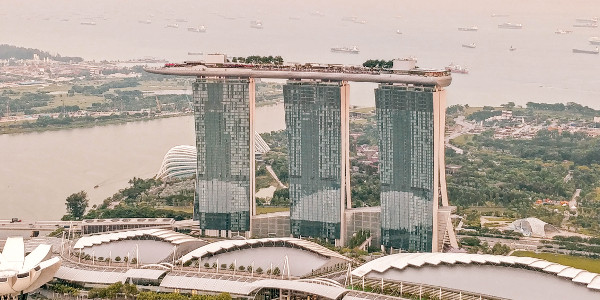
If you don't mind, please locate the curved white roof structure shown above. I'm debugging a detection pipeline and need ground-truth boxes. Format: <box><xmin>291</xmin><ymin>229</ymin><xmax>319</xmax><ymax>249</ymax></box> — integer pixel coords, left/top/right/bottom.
<box><xmin>0</xmin><ymin>237</ymin><xmax>61</xmax><ymax>297</ymax></box>
<box><xmin>179</xmin><ymin>237</ymin><xmax>349</xmax><ymax>263</ymax></box>
<box><xmin>352</xmin><ymin>253</ymin><xmax>600</xmax><ymax>300</ymax></box>
<box><xmin>508</xmin><ymin>217</ymin><xmax>560</xmax><ymax>237</ymax></box>
<box><xmin>178</xmin><ymin>237</ymin><xmax>351</xmax><ymax>277</ymax></box>
<box><xmin>157</xmin><ymin>133</ymin><xmax>270</xmax><ymax>179</ymax></box>
<box><xmin>74</xmin><ymin>228</ymin><xmax>203</xmax><ymax>250</ymax></box>
<box><xmin>157</xmin><ymin>145</ymin><xmax>196</xmax><ymax>179</ymax></box>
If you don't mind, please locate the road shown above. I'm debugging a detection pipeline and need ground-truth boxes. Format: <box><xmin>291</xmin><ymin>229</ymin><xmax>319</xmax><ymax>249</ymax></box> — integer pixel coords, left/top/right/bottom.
<box><xmin>445</xmin><ymin>116</ymin><xmax>476</xmax><ymax>155</ymax></box>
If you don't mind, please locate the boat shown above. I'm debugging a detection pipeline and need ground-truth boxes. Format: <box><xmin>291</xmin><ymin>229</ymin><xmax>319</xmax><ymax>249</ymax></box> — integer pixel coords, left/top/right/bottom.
<box><xmin>462</xmin><ymin>43</ymin><xmax>476</xmax><ymax>48</ymax></box>
<box><xmin>138</xmin><ymin>19</ymin><xmax>152</xmax><ymax>24</ymax></box>
<box><xmin>188</xmin><ymin>52</ymin><xmax>203</xmax><ymax>55</ymax></box>
<box><xmin>187</xmin><ymin>25</ymin><xmax>206</xmax><ymax>33</ymax></box>
<box><xmin>331</xmin><ymin>46</ymin><xmax>360</xmax><ymax>54</ymax></box>
<box><xmin>396</xmin><ymin>29</ymin><xmax>402</xmax><ymax>34</ymax></box>
<box><xmin>250</xmin><ymin>20</ymin><xmax>263</xmax><ymax>29</ymax></box>
<box><xmin>175</xmin><ymin>18</ymin><xmax>187</xmax><ymax>23</ymax></box>
<box><xmin>80</xmin><ymin>21</ymin><xmax>96</xmax><ymax>25</ymax></box>
<box><xmin>445</xmin><ymin>63</ymin><xmax>469</xmax><ymax>74</ymax></box>
<box><xmin>589</xmin><ymin>37</ymin><xmax>600</xmax><ymax>45</ymax></box>
<box><xmin>572</xmin><ymin>47</ymin><xmax>599</xmax><ymax>54</ymax></box>
<box><xmin>458</xmin><ymin>26</ymin><xmax>478</xmax><ymax>31</ymax></box>
<box><xmin>573</xmin><ymin>22</ymin><xmax>598</xmax><ymax>28</ymax></box>
<box><xmin>94</xmin><ymin>185</ymin><xmax>99</xmax><ymax>189</ymax></box>
<box><xmin>342</xmin><ymin>16</ymin><xmax>358</xmax><ymax>22</ymax></box>
<box><xmin>509</xmin><ymin>46</ymin><xmax>517</xmax><ymax>51</ymax></box>
<box><xmin>498</xmin><ymin>22</ymin><xmax>522</xmax><ymax>29</ymax></box>
<box><xmin>491</xmin><ymin>14</ymin><xmax>509</xmax><ymax>18</ymax></box>
<box><xmin>576</xmin><ymin>17</ymin><xmax>598</xmax><ymax>23</ymax></box>
<box><xmin>554</xmin><ymin>29</ymin><xmax>572</xmax><ymax>34</ymax></box>
<box><xmin>166</xmin><ymin>23</ymin><xmax>179</xmax><ymax>28</ymax></box>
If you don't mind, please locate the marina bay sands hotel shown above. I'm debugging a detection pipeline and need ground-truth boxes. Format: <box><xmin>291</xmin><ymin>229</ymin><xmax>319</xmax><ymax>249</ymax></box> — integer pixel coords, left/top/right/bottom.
<box><xmin>147</xmin><ymin>55</ymin><xmax>458</xmax><ymax>253</ymax></box>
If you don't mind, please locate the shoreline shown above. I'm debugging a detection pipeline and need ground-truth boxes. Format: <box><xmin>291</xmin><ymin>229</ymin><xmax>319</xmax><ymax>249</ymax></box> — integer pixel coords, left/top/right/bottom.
<box><xmin>0</xmin><ymin>112</ymin><xmax>193</xmax><ymax>136</ymax></box>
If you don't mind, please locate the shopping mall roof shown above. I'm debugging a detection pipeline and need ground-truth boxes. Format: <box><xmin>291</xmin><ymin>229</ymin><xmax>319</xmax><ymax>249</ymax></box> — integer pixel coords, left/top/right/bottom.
<box><xmin>352</xmin><ymin>252</ymin><xmax>600</xmax><ymax>300</ymax></box>
<box><xmin>159</xmin><ymin>273</ymin><xmax>349</xmax><ymax>299</ymax></box>
<box><xmin>178</xmin><ymin>237</ymin><xmax>350</xmax><ymax>264</ymax></box>
<box><xmin>74</xmin><ymin>228</ymin><xmax>203</xmax><ymax>249</ymax></box>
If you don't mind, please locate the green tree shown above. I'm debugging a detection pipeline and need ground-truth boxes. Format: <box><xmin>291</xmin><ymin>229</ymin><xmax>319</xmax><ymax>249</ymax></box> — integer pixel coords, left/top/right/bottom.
<box><xmin>64</xmin><ymin>191</ymin><xmax>89</xmax><ymax>220</ymax></box>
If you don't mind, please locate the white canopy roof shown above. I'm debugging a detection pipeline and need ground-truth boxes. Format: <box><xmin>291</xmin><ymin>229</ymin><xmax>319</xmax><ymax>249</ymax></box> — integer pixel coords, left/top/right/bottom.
<box><xmin>178</xmin><ymin>237</ymin><xmax>349</xmax><ymax>264</ymax></box>
<box><xmin>352</xmin><ymin>252</ymin><xmax>600</xmax><ymax>293</ymax></box>
<box><xmin>74</xmin><ymin>229</ymin><xmax>204</xmax><ymax>249</ymax></box>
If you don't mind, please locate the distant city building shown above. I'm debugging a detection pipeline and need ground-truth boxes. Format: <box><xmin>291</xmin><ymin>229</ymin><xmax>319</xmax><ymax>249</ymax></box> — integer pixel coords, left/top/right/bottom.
<box><xmin>375</xmin><ymin>84</ymin><xmax>457</xmax><ymax>252</ymax></box>
<box><xmin>283</xmin><ymin>80</ymin><xmax>351</xmax><ymax>245</ymax></box>
<box><xmin>193</xmin><ymin>78</ymin><xmax>255</xmax><ymax>236</ymax></box>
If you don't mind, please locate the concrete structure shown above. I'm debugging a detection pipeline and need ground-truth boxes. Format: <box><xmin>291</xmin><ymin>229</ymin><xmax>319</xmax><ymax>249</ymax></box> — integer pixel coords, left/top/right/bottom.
<box><xmin>352</xmin><ymin>252</ymin><xmax>600</xmax><ymax>300</ymax></box>
<box><xmin>345</xmin><ymin>207</ymin><xmax>381</xmax><ymax>248</ymax></box>
<box><xmin>0</xmin><ymin>237</ymin><xmax>61</xmax><ymax>298</ymax></box>
<box><xmin>375</xmin><ymin>84</ymin><xmax>457</xmax><ymax>252</ymax></box>
<box><xmin>193</xmin><ymin>78</ymin><xmax>256</xmax><ymax>236</ymax></box>
<box><xmin>81</xmin><ymin>218</ymin><xmax>175</xmax><ymax>235</ymax></box>
<box><xmin>284</xmin><ymin>81</ymin><xmax>351</xmax><ymax>245</ymax></box>
<box><xmin>251</xmin><ymin>211</ymin><xmax>291</xmax><ymax>238</ymax></box>
<box><xmin>146</xmin><ymin>60</ymin><xmax>454</xmax><ymax>249</ymax></box>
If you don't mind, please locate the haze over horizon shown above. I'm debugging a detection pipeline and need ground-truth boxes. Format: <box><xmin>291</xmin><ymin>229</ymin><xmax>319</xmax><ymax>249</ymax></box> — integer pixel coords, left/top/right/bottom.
<box><xmin>1</xmin><ymin>0</ymin><xmax>600</xmax><ymax>108</ymax></box>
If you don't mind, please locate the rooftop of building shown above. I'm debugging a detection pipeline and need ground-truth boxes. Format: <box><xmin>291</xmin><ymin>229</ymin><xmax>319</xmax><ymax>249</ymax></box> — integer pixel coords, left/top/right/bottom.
<box><xmin>145</xmin><ymin>59</ymin><xmax>452</xmax><ymax>87</ymax></box>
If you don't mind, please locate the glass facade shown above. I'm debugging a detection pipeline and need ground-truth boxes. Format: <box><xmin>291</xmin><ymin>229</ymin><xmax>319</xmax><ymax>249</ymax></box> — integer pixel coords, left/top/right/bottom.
<box><xmin>283</xmin><ymin>81</ymin><xmax>345</xmax><ymax>241</ymax></box>
<box><xmin>193</xmin><ymin>78</ymin><xmax>252</xmax><ymax>232</ymax></box>
<box><xmin>376</xmin><ymin>84</ymin><xmax>436</xmax><ymax>252</ymax></box>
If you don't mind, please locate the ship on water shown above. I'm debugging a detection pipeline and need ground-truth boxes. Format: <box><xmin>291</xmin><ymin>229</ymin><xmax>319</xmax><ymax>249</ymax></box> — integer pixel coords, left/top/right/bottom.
<box><xmin>589</xmin><ymin>37</ymin><xmax>600</xmax><ymax>45</ymax></box>
<box><xmin>138</xmin><ymin>19</ymin><xmax>152</xmax><ymax>24</ymax></box>
<box><xmin>462</xmin><ymin>43</ymin><xmax>476</xmax><ymax>49</ymax></box>
<box><xmin>555</xmin><ymin>29</ymin><xmax>572</xmax><ymax>34</ymax></box>
<box><xmin>187</xmin><ymin>25</ymin><xmax>206</xmax><ymax>33</ymax></box>
<box><xmin>250</xmin><ymin>20</ymin><xmax>263</xmax><ymax>29</ymax></box>
<box><xmin>573</xmin><ymin>22</ymin><xmax>598</xmax><ymax>28</ymax></box>
<box><xmin>166</xmin><ymin>23</ymin><xmax>179</xmax><ymax>28</ymax></box>
<box><xmin>458</xmin><ymin>26</ymin><xmax>478</xmax><ymax>31</ymax></box>
<box><xmin>576</xmin><ymin>17</ymin><xmax>598</xmax><ymax>23</ymax></box>
<box><xmin>498</xmin><ymin>22</ymin><xmax>523</xmax><ymax>29</ymax></box>
<box><xmin>188</xmin><ymin>52</ymin><xmax>203</xmax><ymax>56</ymax></box>
<box><xmin>331</xmin><ymin>46</ymin><xmax>360</xmax><ymax>54</ymax></box>
<box><xmin>446</xmin><ymin>63</ymin><xmax>469</xmax><ymax>74</ymax></box>
<box><xmin>572</xmin><ymin>47</ymin><xmax>599</xmax><ymax>54</ymax></box>
<box><xmin>509</xmin><ymin>46</ymin><xmax>517</xmax><ymax>51</ymax></box>
<box><xmin>80</xmin><ymin>21</ymin><xmax>96</xmax><ymax>26</ymax></box>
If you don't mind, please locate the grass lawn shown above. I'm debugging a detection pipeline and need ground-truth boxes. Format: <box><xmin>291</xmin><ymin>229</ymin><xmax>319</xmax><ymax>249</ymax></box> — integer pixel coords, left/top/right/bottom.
<box><xmin>512</xmin><ymin>251</ymin><xmax>600</xmax><ymax>273</ymax></box>
<box><xmin>450</xmin><ymin>134</ymin><xmax>473</xmax><ymax>147</ymax></box>
<box><xmin>256</xmin><ymin>206</ymin><xmax>289</xmax><ymax>215</ymax></box>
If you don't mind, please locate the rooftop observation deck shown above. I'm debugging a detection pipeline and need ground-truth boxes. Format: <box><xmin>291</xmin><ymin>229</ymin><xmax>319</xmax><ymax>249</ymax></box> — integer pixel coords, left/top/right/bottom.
<box><xmin>145</xmin><ymin>62</ymin><xmax>452</xmax><ymax>88</ymax></box>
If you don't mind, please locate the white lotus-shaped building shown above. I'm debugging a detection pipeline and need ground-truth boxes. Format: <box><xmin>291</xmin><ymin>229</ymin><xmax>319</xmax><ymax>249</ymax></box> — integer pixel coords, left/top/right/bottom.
<box><xmin>0</xmin><ymin>237</ymin><xmax>61</xmax><ymax>297</ymax></box>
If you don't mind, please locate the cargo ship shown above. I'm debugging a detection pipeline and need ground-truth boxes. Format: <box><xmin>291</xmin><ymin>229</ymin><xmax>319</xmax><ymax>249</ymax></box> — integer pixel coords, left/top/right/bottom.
<box><xmin>589</xmin><ymin>37</ymin><xmax>600</xmax><ymax>45</ymax></box>
<box><xmin>445</xmin><ymin>63</ymin><xmax>469</xmax><ymax>74</ymax></box>
<box><xmin>187</xmin><ymin>25</ymin><xmax>206</xmax><ymax>33</ymax></box>
<box><xmin>331</xmin><ymin>46</ymin><xmax>360</xmax><ymax>54</ymax></box>
<box><xmin>462</xmin><ymin>43</ymin><xmax>476</xmax><ymax>48</ymax></box>
<box><xmin>458</xmin><ymin>26</ymin><xmax>478</xmax><ymax>31</ymax></box>
<box><xmin>498</xmin><ymin>22</ymin><xmax>522</xmax><ymax>29</ymax></box>
<box><xmin>572</xmin><ymin>47</ymin><xmax>599</xmax><ymax>54</ymax></box>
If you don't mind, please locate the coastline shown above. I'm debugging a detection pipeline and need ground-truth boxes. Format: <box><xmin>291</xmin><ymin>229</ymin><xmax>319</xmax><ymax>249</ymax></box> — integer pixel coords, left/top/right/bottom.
<box><xmin>0</xmin><ymin>112</ymin><xmax>193</xmax><ymax>135</ymax></box>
